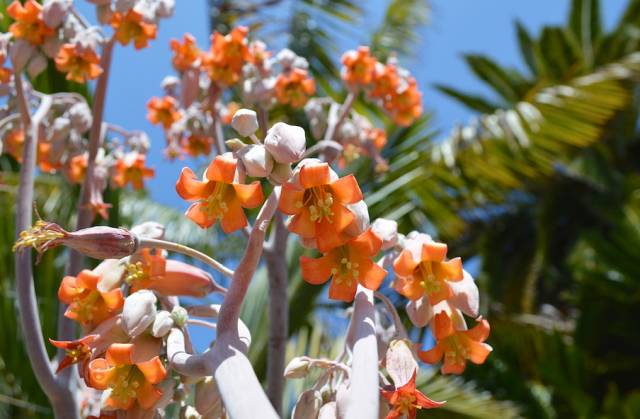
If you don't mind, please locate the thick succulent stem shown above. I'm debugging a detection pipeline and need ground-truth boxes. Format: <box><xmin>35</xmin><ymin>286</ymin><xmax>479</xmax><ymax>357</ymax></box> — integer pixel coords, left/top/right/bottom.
<box><xmin>264</xmin><ymin>213</ymin><xmax>289</xmax><ymax>413</ymax></box>
<box><xmin>14</xmin><ymin>89</ymin><xmax>79</xmax><ymax>418</ymax></box>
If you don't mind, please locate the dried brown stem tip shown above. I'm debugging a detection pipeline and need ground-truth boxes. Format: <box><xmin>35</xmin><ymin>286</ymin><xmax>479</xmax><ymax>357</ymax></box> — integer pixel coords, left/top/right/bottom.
<box><xmin>13</xmin><ymin>221</ymin><xmax>137</xmax><ymax>261</ymax></box>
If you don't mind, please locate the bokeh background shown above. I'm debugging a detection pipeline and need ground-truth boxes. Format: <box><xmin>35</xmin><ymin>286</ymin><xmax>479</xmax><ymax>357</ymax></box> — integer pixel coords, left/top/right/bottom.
<box><xmin>1</xmin><ymin>0</ymin><xmax>640</xmax><ymax>417</ymax></box>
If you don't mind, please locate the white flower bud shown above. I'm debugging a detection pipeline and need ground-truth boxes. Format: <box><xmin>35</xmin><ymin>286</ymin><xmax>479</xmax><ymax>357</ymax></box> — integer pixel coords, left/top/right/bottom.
<box><xmin>284</xmin><ymin>357</ymin><xmax>311</xmax><ymax>379</ymax></box>
<box><xmin>372</xmin><ymin>218</ymin><xmax>398</xmax><ymax>250</ymax></box>
<box><xmin>238</xmin><ymin>144</ymin><xmax>273</xmax><ymax>178</ymax></box>
<box><xmin>264</xmin><ymin>122</ymin><xmax>306</xmax><ymax>164</ymax></box>
<box><xmin>152</xmin><ymin>310</ymin><xmax>174</xmax><ymax>337</ymax></box>
<box><xmin>156</xmin><ymin>0</ymin><xmax>175</xmax><ymax>18</ymax></box>
<box><xmin>231</xmin><ymin>108</ymin><xmax>259</xmax><ymax>137</ymax></box>
<box><xmin>276</xmin><ymin>48</ymin><xmax>296</xmax><ymax>69</ymax></box>
<box><xmin>161</xmin><ymin>75</ymin><xmax>179</xmax><ymax>93</ymax></box>
<box><xmin>171</xmin><ymin>306</ymin><xmax>188</xmax><ymax>327</ymax></box>
<box><xmin>406</xmin><ymin>295</ymin><xmax>433</xmax><ymax>328</ymax></box>
<box><xmin>10</xmin><ymin>40</ymin><xmax>35</xmax><ymax>73</ymax></box>
<box><xmin>343</xmin><ymin>200</ymin><xmax>370</xmax><ymax>237</ymax></box>
<box><xmin>27</xmin><ymin>53</ymin><xmax>48</xmax><ymax>78</ymax></box>
<box><xmin>268</xmin><ymin>161</ymin><xmax>292</xmax><ymax>185</ymax></box>
<box><xmin>318</xmin><ymin>402</ymin><xmax>337</xmax><ymax>419</ymax></box>
<box><xmin>67</xmin><ymin>102</ymin><xmax>93</xmax><ymax>134</ymax></box>
<box><xmin>122</xmin><ymin>290</ymin><xmax>157</xmax><ymax>337</ymax></box>
<box><xmin>292</xmin><ymin>390</ymin><xmax>322</xmax><ymax>419</ymax></box>
<box><xmin>42</xmin><ymin>0</ymin><xmax>71</xmax><ymax>28</ymax></box>
<box><xmin>385</xmin><ymin>339</ymin><xmax>418</xmax><ymax>388</ymax></box>
<box><xmin>49</xmin><ymin>117</ymin><xmax>71</xmax><ymax>142</ymax></box>
<box><xmin>41</xmin><ymin>36</ymin><xmax>63</xmax><ymax>58</ymax></box>
<box><xmin>131</xmin><ymin>221</ymin><xmax>165</xmax><ymax>240</ymax></box>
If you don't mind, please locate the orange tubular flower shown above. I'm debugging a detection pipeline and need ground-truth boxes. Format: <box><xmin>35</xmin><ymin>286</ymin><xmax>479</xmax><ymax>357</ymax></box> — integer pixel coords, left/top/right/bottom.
<box><xmin>49</xmin><ymin>335</ymin><xmax>97</xmax><ymax>373</ymax></box>
<box><xmin>341</xmin><ymin>46</ymin><xmax>377</xmax><ymax>86</ymax></box>
<box><xmin>146</xmin><ymin>96</ymin><xmax>181</xmax><ymax>130</ymax></box>
<box><xmin>381</xmin><ymin>371</ymin><xmax>445</xmax><ymax>419</ymax></box>
<box><xmin>58</xmin><ymin>270</ymin><xmax>124</xmax><ymax>327</ymax></box>
<box><xmin>55</xmin><ymin>44</ymin><xmax>103</xmax><ymax>84</ymax></box>
<box><xmin>275</xmin><ymin>68</ymin><xmax>316</xmax><ymax>108</ymax></box>
<box><xmin>67</xmin><ymin>154</ymin><xmax>88</xmax><ymax>184</ymax></box>
<box><xmin>300</xmin><ymin>229</ymin><xmax>387</xmax><ymax>302</ymax></box>
<box><xmin>87</xmin><ymin>343</ymin><xmax>167</xmax><ymax>410</ymax></box>
<box><xmin>418</xmin><ymin>312</ymin><xmax>492</xmax><ymax>374</ymax></box>
<box><xmin>112</xmin><ymin>153</ymin><xmax>155</xmax><ymax>190</ymax></box>
<box><xmin>385</xmin><ymin>78</ymin><xmax>422</xmax><ymax>126</ymax></box>
<box><xmin>201</xmin><ymin>26</ymin><xmax>251</xmax><ymax>86</ymax></box>
<box><xmin>6</xmin><ymin>0</ymin><xmax>55</xmax><ymax>46</ymax></box>
<box><xmin>170</xmin><ymin>33</ymin><xmax>202</xmax><ymax>71</ymax></box>
<box><xmin>370</xmin><ymin>63</ymin><xmax>400</xmax><ymax>99</ymax></box>
<box><xmin>126</xmin><ymin>249</ymin><xmax>214</xmax><ymax>297</ymax></box>
<box><xmin>393</xmin><ymin>241</ymin><xmax>463</xmax><ymax>305</ymax></box>
<box><xmin>176</xmin><ymin>154</ymin><xmax>264</xmax><ymax>232</ymax></box>
<box><xmin>111</xmin><ymin>10</ymin><xmax>157</xmax><ymax>50</ymax></box>
<box><xmin>279</xmin><ymin>163</ymin><xmax>363</xmax><ymax>252</ymax></box>
<box><xmin>182</xmin><ymin>134</ymin><xmax>212</xmax><ymax>157</ymax></box>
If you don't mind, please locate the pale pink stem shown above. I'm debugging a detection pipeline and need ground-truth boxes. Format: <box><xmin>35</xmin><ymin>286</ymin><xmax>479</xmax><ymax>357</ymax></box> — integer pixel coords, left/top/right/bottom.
<box><xmin>345</xmin><ymin>286</ymin><xmax>379</xmax><ymax>419</ymax></box>
<box><xmin>322</xmin><ymin>91</ymin><xmax>356</xmax><ymax>142</ymax></box>
<box><xmin>14</xmin><ymin>90</ymin><xmax>79</xmax><ymax>418</ymax></box>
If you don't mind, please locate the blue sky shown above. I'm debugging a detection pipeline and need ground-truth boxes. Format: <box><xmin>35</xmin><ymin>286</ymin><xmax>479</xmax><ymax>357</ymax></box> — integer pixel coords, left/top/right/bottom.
<box><xmin>76</xmin><ymin>0</ymin><xmax>629</xmax><ymax>209</ymax></box>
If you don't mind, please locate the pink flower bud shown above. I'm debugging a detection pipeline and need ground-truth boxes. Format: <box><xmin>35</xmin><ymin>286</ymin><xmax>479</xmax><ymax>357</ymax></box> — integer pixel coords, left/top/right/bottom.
<box><xmin>372</xmin><ymin>218</ymin><xmax>398</xmax><ymax>250</ymax></box>
<box><xmin>284</xmin><ymin>357</ymin><xmax>311</xmax><ymax>379</ymax></box>
<box><xmin>406</xmin><ymin>295</ymin><xmax>433</xmax><ymax>328</ymax></box>
<box><xmin>264</xmin><ymin>122</ymin><xmax>306</xmax><ymax>164</ymax></box>
<box><xmin>10</xmin><ymin>39</ymin><xmax>36</xmax><ymax>72</ymax></box>
<box><xmin>122</xmin><ymin>290</ymin><xmax>157</xmax><ymax>337</ymax></box>
<box><xmin>27</xmin><ymin>53</ymin><xmax>48</xmax><ymax>78</ymax></box>
<box><xmin>13</xmin><ymin>221</ymin><xmax>138</xmax><ymax>261</ymax></box>
<box><xmin>42</xmin><ymin>0</ymin><xmax>71</xmax><ymax>28</ymax></box>
<box><xmin>238</xmin><ymin>144</ymin><xmax>273</xmax><ymax>178</ymax></box>
<box><xmin>231</xmin><ymin>108</ymin><xmax>259</xmax><ymax>137</ymax></box>
<box><xmin>385</xmin><ymin>339</ymin><xmax>418</xmax><ymax>387</ymax></box>
<box><xmin>150</xmin><ymin>260</ymin><xmax>220</xmax><ymax>297</ymax></box>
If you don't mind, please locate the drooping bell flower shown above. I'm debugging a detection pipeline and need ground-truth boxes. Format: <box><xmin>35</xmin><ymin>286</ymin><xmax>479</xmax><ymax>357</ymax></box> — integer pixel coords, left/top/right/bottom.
<box><xmin>67</xmin><ymin>153</ymin><xmax>88</xmax><ymax>184</ymax></box>
<box><xmin>125</xmin><ymin>249</ymin><xmax>218</xmax><ymax>297</ymax></box>
<box><xmin>300</xmin><ymin>229</ymin><xmax>387</xmax><ymax>301</ymax></box>
<box><xmin>381</xmin><ymin>370</ymin><xmax>444</xmax><ymax>419</ymax></box>
<box><xmin>146</xmin><ymin>96</ymin><xmax>181</xmax><ymax>130</ymax></box>
<box><xmin>176</xmin><ymin>153</ymin><xmax>264</xmax><ymax>232</ymax></box>
<box><xmin>55</xmin><ymin>44</ymin><xmax>103</xmax><ymax>83</ymax></box>
<box><xmin>112</xmin><ymin>152</ymin><xmax>155</xmax><ymax>190</ymax></box>
<box><xmin>49</xmin><ymin>335</ymin><xmax>97</xmax><ymax>373</ymax></box>
<box><xmin>6</xmin><ymin>0</ymin><xmax>55</xmax><ymax>46</ymax></box>
<box><xmin>170</xmin><ymin>33</ymin><xmax>202</xmax><ymax>71</ymax></box>
<box><xmin>182</xmin><ymin>134</ymin><xmax>212</xmax><ymax>157</ymax></box>
<box><xmin>275</xmin><ymin>68</ymin><xmax>316</xmax><ymax>108</ymax></box>
<box><xmin>393</xmin><ymin>241</ymin><xmax>463</xmax><ymax>306</ymax></box>
<box><xmin>58</xmin><ymin>270</ymin><xmax>124</xmax><ymax>328</ymax></box>
<box><xmin>279</xmin><ymin>162</ymin><xmax>363</xmax><ymax>252</ymax></box>
<box><xmin>384</xmin><ymin>78</ymin><xmax>422</xmax><ymax>126</ymax></box>
<box><xmin>110</xmin><ymin>9</ymin><xmax>157</xmax><ymax>50</ymax></box>
<box><xmin>341</xmin><ymin>46</ymin><xmax>376</xmax><ymax>87</ymax></box>
<box><xmin>201</xmin><ymin>26</ymin><xmax>251</xmax><ymax>86</ymax></box>
<box><xmin>370</xmin><ymin>62</ymin><xmax>400</xmax><ymax>99</ymax></box>
<box><xmin>87</xmin><ymin>342</ymin><xmax>167</xmax><ymax>410</ymax></box>
<box><xmin>417</xmin><ymin>312</ymin><xmax>492</xmax><ymax>374</ymax></box>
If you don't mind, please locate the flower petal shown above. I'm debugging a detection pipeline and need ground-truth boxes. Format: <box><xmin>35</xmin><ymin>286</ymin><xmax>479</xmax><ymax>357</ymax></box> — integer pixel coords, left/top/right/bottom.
<box><xmin>435</xmin><ymin>257</ymin><xmax>463</xmax><ymax>282</ymax></box>
<box><xmin>421</xmin><ymin>242</ymin><xmax>448</xmax><ymax>262</ymax></box>
<box><xmin>348</xmin><ymin>228</ymin><xmax>382</xmax><ymax>257</ymax></box>
<box><xmin>106</xmin><ymin>343</ymin><xmax>134</xmax><ymax>365</ymax></box>
<box><xmin>394</xmin><ymin>277</ymin><xmax>424</xmax><ymax>301</ymax></box>
<box><xmin>220</xmin><ymin>197</ymin><xmax>248</xmax><ymax>233</ymax></box>
<box><xmin>448</xmin><ymin>270</ymin><xmax>479</xmax><ymax>318</ymax></box>
<box><xmin>328</xmin><ymin>277</ymin><xmax>358</xmax><ymax>302</ymax></box>
<box><xmin>206</xmin><ymin>154</ymin><xmax>237</xmax><ymax>183</ymax></box>
<box><xmin>299</xmin><ymin>163</ymin><xmax>330</xmax><ymax>188</ymax></box>
<box><xmin>232</xmin><ymin>182</ymin><xmax>264</xmax><ymax>208</ymax></box>
<box><xmin>300</xmin><ymin>254</ymin><xmax>334</xmax><ymax>285</ymax></box>
<box><xmin>176</xmin><ymin>167</ymin><xmax>210</xmax><ymax>200</ymax></box>
<box><xmin>137</xmin><ymin>380</ymin><xmax>163</xmax><ymax>410</ymax></box>
<box><xmin>279</xmin><ymin>183</ymin><xmax>304</xmax><ymax>215</ymax></box>
<box><xmin>417</xmin><ymin>344</ymin><xmax>443</xmax><ymax>364</ymax></box>
<box><xmin>330</xmin><ymin>174</ymin><xmax>362</xmax><ymax>204</ymax></box>
<box><xmin>136</xmin><ymin>356</ymin><xmax>167</xmax><ymax>385</ymax></box>
<box><xmin>464</xmin><ymin>318</ymin><xmax>490</xmax><ymax>342</ymax></box>
<box><xmin>358</xmin><ymin>260</ymin><xmax>387</xmax><ymax>291</ymax></box>
<box><xmin>185</xmin><ymin>202</ymin><xmax>217</xmax><ymax>229</ymax></box>
<box><xmin>415</xmin><ymin>390</ymin><xmax>446</xmax><ymax>409</ymax></box>
<box><xmin>466</xmin><ymin>341</ymin><xmax>493</xmax><ymax>365</ymax></box>
<box><xmin>432</xmin><ymin>312</ymin><xmax>455</xmax><ymax>340</ymax></box>
<box><xmin>100</xmin><ymin>288</ymin><xmax>124</xmax><ymax>311</ymax></box>
<box><xmin>393</xmin><ymin>250</ymin><xmax>418</xmax><ymax>277</ymax></box>
<box><xmin>87</xmin><ymin>358</ymin><xmax>115</xmax><ymax>390</ymax></box>
<box><xmin>287</xmin><ymin>211</ymin><xmax>316</xmax><ymax>238</ymax></box>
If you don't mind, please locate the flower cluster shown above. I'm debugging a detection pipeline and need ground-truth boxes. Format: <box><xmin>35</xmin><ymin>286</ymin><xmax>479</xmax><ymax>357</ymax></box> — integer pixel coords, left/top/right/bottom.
<box><xmin>146</xmin><ymin>28</ymin><xmax>317</xmax><ymax>160</ymax></box>
<box><xmin>46</xmin><ymin>223</ymin><xmax>222</xmax><ymax>416</ymax></box>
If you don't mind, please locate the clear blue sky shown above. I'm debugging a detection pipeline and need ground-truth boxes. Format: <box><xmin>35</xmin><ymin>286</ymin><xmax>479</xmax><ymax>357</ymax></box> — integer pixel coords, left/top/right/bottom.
<box><xmin>77</xmin><ymin>0</ymin><xmax>629</xmax><ymax>209</ymax></box>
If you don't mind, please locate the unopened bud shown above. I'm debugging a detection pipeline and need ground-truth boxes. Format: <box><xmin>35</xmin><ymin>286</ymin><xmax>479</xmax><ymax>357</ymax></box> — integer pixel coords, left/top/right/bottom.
<box><xmin>371</xmin><ymin>218</ymin><xmax>398</xmax><ymax>250</ymax></box>
<box><xmin>238</xmin><ymin>144</ymin><xmax>273</xmax><ymax>178</ymax></box>
<box><xmin>225</xmin><ymin>138</ymin><xmax>247</xmax><ymax>152</ymax></box>
<box><xmin>292</xmin><ymin>389</ymin><xmax>322</xmax><ymax>419</ymax></box>
<box><xmin>171</xmin><ymin>306</ymin><xmax>188</xmax><ymax>327</ymax></box>
<box><xmin>264</xmin><ymin>122</ymin><xmax>306</xmax><ymax>164</ymax></box>
<box><xmin>10</xmin><ymin>39</ymin><xmax>35</xmax><ymax>72</ymax></box>
<box><xmin>152</xmin><ymin>310</ymin><xmax>175</xmax><ymax>337</ymax></box>
<box><xmin>42</xmin><ymin>0</ymin><xmax>71</xmax><ymax>28</ymax></box>
<box><xmin>122</xmin><ymin>290</ymin><xmax>157</xmax><ymax>337</ymax></box>
<box><xmin>67</xmin><ymin>102</ymin><xmax>93</xmax><ymax>134</ymax></box>
<box><xmin>385</xmin><ymin>339</ymin><xmax>418</xmax><ymax>388</ymax></box>
<box><xmin>231</xmin><ymin>108</ymin><xmax>259</xmax><ymax>137</ymax></box>
<box><xmin>284</xmin><ymin>357</ymin><xmax>311</xmax><ymax>379</ymax></box>
<box><xmin>156</xmin><ymin>0</ymin><xmax>175</xmax><ymax>18</ymax></box>
<box><xmin>13</xmin><ymin>221</ymin><xmax>137</xmax><ymax>260</ymax></box>
<box><xmin>195</xmin><ymin>377</ymin><xmax>222</xmax><ymax>416</ymax></box>
<box><xmin>27</xmin><ymin>53</ymin><xmax>48</xmax><ymax>78</ymax></box>
<box><xmin>131</xmin><ymin>221</ymin><xmax>165</xmax><ymax>240</ymax></box>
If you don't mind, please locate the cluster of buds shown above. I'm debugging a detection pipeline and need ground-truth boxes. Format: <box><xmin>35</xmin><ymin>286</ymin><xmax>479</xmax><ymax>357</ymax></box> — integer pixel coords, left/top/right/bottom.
<box><xmin>341</xmin><ymin>46</ymin><xmax>423</xmax><ymax>126</ymax></box>
<box><xmin>147</xmin><ymin>27</ymin><xmax>317</xmax><ymax>160</ymax></box>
